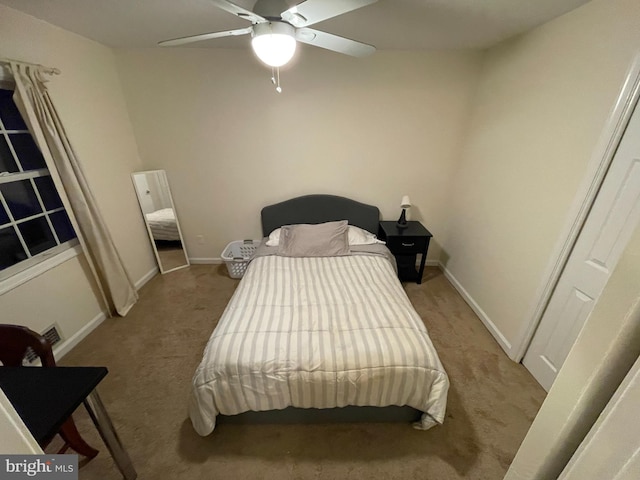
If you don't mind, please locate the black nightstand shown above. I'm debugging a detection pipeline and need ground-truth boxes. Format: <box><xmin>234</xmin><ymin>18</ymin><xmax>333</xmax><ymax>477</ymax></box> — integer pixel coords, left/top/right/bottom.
<box><xmin>378</xmin><ymin>221</ymin><xmax>432</xmax><ymax>284</ymax></box>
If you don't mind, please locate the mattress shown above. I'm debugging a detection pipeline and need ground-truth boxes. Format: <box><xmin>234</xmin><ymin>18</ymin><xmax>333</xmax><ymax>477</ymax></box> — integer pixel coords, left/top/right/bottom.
<box><xmin>145</xmin><ymin>208</ymin><xmax>180</xmax><ymax>241</ymax></box>
<box><xmin>189</xmin><ymin>250</ymin><xmax>449</xmax><ymax>435</ymax></box>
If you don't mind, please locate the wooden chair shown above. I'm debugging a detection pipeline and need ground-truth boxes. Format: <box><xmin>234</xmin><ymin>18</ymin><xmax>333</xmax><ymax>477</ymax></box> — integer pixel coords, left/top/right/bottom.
<box><xmin>0</xmin><ymin>324</ymin><xmax>99</xmax><ymax>459</ymax></box>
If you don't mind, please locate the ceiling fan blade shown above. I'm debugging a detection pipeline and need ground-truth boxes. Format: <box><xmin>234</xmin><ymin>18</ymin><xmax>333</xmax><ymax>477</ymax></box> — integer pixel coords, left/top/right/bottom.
<box><xmin>282</xmin><ymin>0</ymin><xmax>377</xmax><ymax>27</ymax></box>
<box><xmin>158</xmin><ymin>27</ymin><xmax>252</xmax><ymax>47</ymax></box>
<box><xmin>295</xmin><ymin>28</ymin><xmax>375</xmax><ymax>57</ymax></box>
<box><xmin>209</xmin><ymin>0</ymin><xmax>266</xmax><ymax>24</ymax></box>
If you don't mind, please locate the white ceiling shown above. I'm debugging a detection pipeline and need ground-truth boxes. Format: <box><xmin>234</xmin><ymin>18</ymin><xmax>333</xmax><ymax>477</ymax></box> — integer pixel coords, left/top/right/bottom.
<box><xmin>0</xmin><ymin>0</ymin><xmax>591</xmax><ymax>50</ymax></box>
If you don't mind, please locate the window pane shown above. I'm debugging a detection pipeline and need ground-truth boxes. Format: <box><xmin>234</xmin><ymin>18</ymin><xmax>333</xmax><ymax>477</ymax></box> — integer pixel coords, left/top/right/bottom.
<box><xmin>0</xmin><ymin>205</ymin><xmax>8</xmax><ymax>226</ymax></box>
<box><xmin>0</xmin><ymin>179</ymin><xmax>43</xmax><ymax>220</ymax></box>
<box><xmin>0</xmin><ymin>89</ymin><xmax>27</xmax><ymax>130</ymax></box>
<box><xmin>9</xmin><ymin>133</ymin><xmax>46</xmax><ymax>170</ymax></box>
<box><xmin>17</xmin><ymin>217</ymin><xmax>56</xmax><ymax>256</ymax></box>
<box><xmin>0</xmin><ymin>225</ymin><xmax>28</xmax><ymax>270</ymax></box>
<box><xmin>0</xmin><ymin>135</ymin><xmax>19</xmax><ymax>173</ymax></box>
<box><xmin>34</xmin><ymin>176</ymin><xmax>63</xmax><ymax>210</ymax></box>
<box><xmin>49</xmin><ymin>210</ymin><xmax>76</xmax><ymax>243</ymax></box>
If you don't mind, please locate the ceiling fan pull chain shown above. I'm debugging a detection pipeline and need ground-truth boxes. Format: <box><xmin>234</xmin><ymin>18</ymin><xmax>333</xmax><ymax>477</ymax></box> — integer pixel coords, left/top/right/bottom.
<box><xmin>276</xmin><ymin>67</ymin><xmax>282</xmax><ymax>93</ymax></box>
<box><xmin>269</xmin><ymin>66</ymin><xmax>282</xmax><ymax>93</ymax></box>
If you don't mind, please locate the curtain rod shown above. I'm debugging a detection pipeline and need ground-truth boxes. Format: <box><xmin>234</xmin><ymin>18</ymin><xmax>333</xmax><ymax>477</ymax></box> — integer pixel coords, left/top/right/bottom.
<box><xmin>0</xmin><ymin>57</ymin><xmax>61</xmax><ymax>75</ymax></box>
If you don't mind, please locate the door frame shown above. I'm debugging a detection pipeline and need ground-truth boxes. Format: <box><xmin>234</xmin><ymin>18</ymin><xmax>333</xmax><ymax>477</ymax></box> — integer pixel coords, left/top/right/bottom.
<box><xmin>510</xmin><ymin>54</ymin><xmax>640</xmax><ymax>362</ymax></box>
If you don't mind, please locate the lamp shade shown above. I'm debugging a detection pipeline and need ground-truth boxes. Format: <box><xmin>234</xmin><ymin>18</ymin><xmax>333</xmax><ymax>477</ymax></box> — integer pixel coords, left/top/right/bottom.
<box><xmin>251</xmin><ymin>22</ymin><xmax>297</xmax><ymax>67</ymax></box>
<box><xmin>400</xmin><ymin>195</ymin><xmax>412</xmax><ymax>209</ymax></box>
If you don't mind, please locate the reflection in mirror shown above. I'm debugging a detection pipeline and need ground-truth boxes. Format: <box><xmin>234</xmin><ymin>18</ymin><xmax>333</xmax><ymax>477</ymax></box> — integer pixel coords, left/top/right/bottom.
<box><xmin>131</xmin><ymin>170</ymin><xmax>189</xmax><ymax>274</ymax></box>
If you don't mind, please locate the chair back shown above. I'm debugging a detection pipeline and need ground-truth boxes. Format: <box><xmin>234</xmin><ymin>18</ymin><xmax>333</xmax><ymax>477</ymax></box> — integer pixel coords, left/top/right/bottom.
<box><xmin>0</xmin><ymin>324</ymin><xmax>56</xmax><ymax>367</ymax></box>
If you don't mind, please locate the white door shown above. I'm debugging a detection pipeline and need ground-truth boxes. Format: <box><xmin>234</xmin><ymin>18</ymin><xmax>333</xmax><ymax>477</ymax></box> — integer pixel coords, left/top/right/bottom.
<box><xmin>523</xmin><ymin>100</ymin><xmax>640</xmax><ymax>391</ymax></box>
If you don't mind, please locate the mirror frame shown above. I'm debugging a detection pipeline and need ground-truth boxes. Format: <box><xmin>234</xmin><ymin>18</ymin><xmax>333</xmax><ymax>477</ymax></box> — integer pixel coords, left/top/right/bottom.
<box><xmin>131</xmin><ymin>169</ymin><xmax>190</xmax><ymax>274</ymax></box>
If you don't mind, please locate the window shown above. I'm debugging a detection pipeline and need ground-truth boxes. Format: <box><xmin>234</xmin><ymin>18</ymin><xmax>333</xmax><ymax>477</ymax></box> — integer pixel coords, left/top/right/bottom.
<box><xmin>0</xmin><ymin>88</ymin><xmax>77</xmax><ymax>281</ymax></box>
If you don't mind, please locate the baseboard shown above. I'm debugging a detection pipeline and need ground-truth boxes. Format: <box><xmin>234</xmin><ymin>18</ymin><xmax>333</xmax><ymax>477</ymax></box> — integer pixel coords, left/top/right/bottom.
<box><xmin>54</xmin><ymin>311</ymin><xmax>107</xmax><ymax>361</ymax></box>
<box><xmin>439</xmin><ymin>263</ymin><xmax>513</xmax><ymax>355</ymax></box>
<box><xmin>135</xmin><ymin>266</ymin><xmax>159</xmax><ymax>290</ymax></box>
<box><xmin>189</xmin><ymin>257</ymin><xmax>223</xmax><ymax>264</ymax></box>
<box><xmin>424</xmin><ymin>260</ymin><xmax>440</xmax><ymax>267</ymax></box>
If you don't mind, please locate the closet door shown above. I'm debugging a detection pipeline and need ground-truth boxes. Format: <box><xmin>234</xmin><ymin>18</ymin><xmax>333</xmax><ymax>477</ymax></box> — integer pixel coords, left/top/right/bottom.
<box><xmin>523</xmin><ymin>100</ymin><xmax>640</xmax><ymax>391</ymax></box>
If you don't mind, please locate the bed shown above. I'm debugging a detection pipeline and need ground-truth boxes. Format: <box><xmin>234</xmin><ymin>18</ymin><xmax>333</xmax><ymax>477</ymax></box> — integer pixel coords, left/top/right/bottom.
<box><xmin>189</xmin><ymin>195</ymin><xmax>449</xmax><ymax>435</ymax></box>
<box><xmin>145</xmin><ymin>208</ymin><xmax>180</xmax><ymax>241</ymax></box>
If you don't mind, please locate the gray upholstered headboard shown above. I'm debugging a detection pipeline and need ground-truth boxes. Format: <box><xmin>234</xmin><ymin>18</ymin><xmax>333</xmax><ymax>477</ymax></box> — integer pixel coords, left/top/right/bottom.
<box><xmin>261</xmin><ymin>194</ymin><xmax>380</xmax><ymax>236</ymax></box>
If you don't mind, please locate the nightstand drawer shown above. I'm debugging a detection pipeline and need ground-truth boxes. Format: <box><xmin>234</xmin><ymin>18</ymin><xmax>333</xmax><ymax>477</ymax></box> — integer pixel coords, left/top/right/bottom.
<box><xmin>386</xmin><ymin>236</ymin><xmax>427</xmax><ymax>254</ymax></box>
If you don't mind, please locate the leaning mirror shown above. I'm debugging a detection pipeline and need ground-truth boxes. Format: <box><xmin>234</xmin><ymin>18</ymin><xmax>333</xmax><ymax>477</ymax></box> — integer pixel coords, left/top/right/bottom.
<box><xmin>131</xmin><ymin>170</ymin><xmax>189</xmax><ymax>274</ymax></box>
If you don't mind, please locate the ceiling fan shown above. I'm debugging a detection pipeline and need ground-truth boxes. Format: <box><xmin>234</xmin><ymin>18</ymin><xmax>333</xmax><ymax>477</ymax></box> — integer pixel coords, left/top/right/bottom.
<box><xmin>159</xmin><ymin>0</ymin><xmax>378</xmax><ymax>90</ymax></box>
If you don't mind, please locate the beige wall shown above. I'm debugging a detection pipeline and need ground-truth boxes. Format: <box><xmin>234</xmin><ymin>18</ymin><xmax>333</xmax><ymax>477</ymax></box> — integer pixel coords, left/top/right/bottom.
<box><xmin>505</xmin><ymin>222</ymin><xmax>640</xmax><ymax>480</ymax></box>
<box><xmin>443</xmin><ymin>0</ymin><xmax>640</xmax><ymax>347</ymax></box>
<box><xmin>1</xmin><ymin>255</ymin><xmax>104</xmax><ymax>345</ymax></box>
<box><xmin>115</xmin><ymin>48</ymin><xmax>483</xmax><ymax>261</ymax></box>
<box><xmin>0</xmin><ymin>5</ymin><xmax>155</xmax><ymax>340</ymax></box>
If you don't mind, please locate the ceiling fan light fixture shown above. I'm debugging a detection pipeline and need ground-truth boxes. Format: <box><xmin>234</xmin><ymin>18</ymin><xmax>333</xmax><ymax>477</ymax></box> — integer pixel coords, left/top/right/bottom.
<box><xmin>251</xmin><ymin>22</ymin><xmax>296</xmax><ymax>67</ymax></box>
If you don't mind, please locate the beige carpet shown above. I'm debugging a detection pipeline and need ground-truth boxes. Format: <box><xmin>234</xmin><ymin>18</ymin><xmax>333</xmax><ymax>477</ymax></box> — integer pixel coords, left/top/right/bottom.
<box><xmin>58</xmin><ymin>265</ymin><xmax>545</xmax><ymax>479</ymax></box>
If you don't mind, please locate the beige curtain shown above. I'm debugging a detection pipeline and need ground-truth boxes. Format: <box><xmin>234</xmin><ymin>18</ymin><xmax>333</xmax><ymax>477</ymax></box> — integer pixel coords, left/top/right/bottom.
<box><xmin>9</xmin><ymin>62</ymin><xmax>137</xmax><ymax>316</ymax></box>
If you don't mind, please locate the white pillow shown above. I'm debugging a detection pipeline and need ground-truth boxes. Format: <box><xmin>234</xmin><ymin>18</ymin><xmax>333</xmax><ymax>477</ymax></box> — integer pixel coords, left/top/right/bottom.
<box><xmin>265</xmin><ymin>228</ymin><xmax>282</xmax><ymax>246</ymax></box>
<box><xmin>266</xmin><ymin>224</ymin><xmax>383</xmax><ymax>246</ymax></box>
<box><xmin>348</xmin><ymin>225</ymin><xmax>385</xmax><ymax>245</ymax></box>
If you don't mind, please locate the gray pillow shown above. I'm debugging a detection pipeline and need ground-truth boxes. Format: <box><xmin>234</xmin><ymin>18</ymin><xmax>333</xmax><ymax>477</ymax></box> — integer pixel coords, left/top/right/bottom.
<box><xmin>277</xmin><ymin>220</ymin><xmax>350</xmax><ymax>257</ymax></box>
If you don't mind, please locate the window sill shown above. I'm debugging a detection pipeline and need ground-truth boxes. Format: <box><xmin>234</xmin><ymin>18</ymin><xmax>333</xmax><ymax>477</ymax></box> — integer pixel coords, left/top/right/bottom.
<box><xmin>0</xmin><ymin>243</ymin><xmax>82</xmax><ymax>296</ymax></box>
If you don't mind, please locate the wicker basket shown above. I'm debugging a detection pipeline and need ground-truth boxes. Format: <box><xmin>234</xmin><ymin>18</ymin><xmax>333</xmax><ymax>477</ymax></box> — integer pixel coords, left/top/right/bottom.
<box><xmin>221</xmin><ymin>239</ymin><xmax>261</xmax><ymax>278</ymax></box>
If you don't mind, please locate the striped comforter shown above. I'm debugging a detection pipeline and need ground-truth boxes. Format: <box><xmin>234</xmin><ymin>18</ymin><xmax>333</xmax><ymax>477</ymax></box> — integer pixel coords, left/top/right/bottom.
<box><xmin>189</xmin><ymin>250</ymin><xmax>449</xmax><ymax>435</ymax></box>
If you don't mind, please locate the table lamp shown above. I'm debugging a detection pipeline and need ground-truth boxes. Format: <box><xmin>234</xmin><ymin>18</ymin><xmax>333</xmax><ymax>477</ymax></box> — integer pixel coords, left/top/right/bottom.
<box><xmin>396</xmin><ymin>195</ymin><xmax>411</xmax><ymax>229</ymax></box>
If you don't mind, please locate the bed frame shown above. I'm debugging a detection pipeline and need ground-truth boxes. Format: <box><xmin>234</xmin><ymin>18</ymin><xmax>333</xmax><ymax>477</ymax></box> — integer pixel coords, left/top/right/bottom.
<box><xmin>261</xmin><ymin>194</ymin><xmax>380</xmax><ymax>236</ymax></box>
<box><xmin>218</xmin><ymin>194</ymin><xmax>421</xmax><ymax>426</ymax></box>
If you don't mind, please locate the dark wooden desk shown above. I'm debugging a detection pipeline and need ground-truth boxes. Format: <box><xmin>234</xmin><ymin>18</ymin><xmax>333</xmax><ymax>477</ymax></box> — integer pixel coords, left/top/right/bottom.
<box><xmin>0</xmin><ymin>366</ymin><xmax>136</xmax><ymax>479</ymax></box>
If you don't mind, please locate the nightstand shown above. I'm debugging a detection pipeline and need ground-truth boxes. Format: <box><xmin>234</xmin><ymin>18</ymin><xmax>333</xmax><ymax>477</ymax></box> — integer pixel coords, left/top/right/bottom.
<box><xmin>378</xmin><ymin>221</ymin><xmax>432</xmax><ymax>284</ymax></box>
